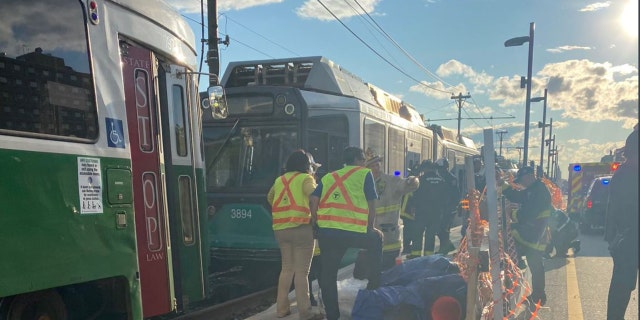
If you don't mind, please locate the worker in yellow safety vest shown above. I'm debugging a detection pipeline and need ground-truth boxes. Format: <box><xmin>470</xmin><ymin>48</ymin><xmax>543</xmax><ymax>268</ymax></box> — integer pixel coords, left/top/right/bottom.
<box><xmin>310</xmin><ymin>146</ymin><xmax>383</xmax><ymax>320</ymax></box>
<box><xmin>268</xmin><ymin>149</ymin><xmax>324</xmax><ymax>320</ymax></box>
<box><xmin>359</xmin><ymin>148</ymin><xmax>419</xmax><ymax>270</ymax></box>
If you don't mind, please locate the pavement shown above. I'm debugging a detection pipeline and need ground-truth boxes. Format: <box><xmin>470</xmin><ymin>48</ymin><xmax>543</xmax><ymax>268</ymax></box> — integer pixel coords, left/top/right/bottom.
<box><xmin>245</xmin><ymin>224</ymin><xmax>534</xmax><ymax>320</ymax></box>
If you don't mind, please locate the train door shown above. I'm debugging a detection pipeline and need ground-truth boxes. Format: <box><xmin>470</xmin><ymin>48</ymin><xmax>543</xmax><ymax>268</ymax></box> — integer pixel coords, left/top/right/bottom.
<box><xmin>121</xmin><ymin>42</ymin><xmax>174</xmax><ymax>317</ymax></box>
<box><xmin>158</xmin><ymin>63</ymin><xmax>207</xmax><ymax>309</ymax></box>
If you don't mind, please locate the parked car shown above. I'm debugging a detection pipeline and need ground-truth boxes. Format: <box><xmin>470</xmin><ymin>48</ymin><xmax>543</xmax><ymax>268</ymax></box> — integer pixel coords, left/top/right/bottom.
<box><xmin>579</xmin><ymin>175</ymin><xmax>612</xmax><ymax>233</ymax></box>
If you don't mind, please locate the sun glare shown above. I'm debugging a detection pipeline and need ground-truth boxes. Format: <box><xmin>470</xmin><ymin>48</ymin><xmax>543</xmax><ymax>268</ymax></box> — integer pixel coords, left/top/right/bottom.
<box><xmin>619</xmin><ymin>0</ymin><xmax>639</xmax><ymax>38</ymax></box>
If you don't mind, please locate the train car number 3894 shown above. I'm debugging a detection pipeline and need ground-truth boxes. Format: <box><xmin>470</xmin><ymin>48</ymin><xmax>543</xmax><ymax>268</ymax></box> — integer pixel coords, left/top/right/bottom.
<box><xmin>230</xmin><ymin>208</ymin><xmax>252</xmax><ymax>219</ymax></box>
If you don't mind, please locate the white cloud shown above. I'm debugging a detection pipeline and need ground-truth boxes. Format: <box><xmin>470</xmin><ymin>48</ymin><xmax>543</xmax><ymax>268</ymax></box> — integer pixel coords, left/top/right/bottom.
<box><xmin>486</xmin><ymin>59</ymin><xmax>638</xmax><ymax>128</ymax></box>
<box><xmin>296</xmin><ymin>0</ymin><xmax>381</xmax><ymax>21</ymax></box>
<box><xmin>579</xmin><ymin>1</ymin><xmax>611</xmax><ymax>12</ymax></box>
<box><xmin>538</xmin><ymin>59</ymin><xmax>638</xmax><ymax>128</ymax></box>
<box><xmin>546</xmin><ymin>45</ymin><xmax>593</xmax><ymax>53</ymax></box>
<box><xmin>436</xmin><ymin>60</ymin><xmax>494</xmax><ymax>88</ymax></box>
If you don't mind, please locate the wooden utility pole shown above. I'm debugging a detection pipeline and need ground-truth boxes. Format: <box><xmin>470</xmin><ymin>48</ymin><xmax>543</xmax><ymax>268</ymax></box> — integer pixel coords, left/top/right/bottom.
<box><xmin>452</xmin><ymin>92</ymin><xmax>471</xmax><ymax>141</ymax></box>
<box><xmin>496</xmin><ymin>130</ymin><xmax>508</xmax><ymax>156</ymax></box>
<box><xmin>207</xmin><ymin>0</ymin><xmax>220</xmax><ymax>85</ymax></box>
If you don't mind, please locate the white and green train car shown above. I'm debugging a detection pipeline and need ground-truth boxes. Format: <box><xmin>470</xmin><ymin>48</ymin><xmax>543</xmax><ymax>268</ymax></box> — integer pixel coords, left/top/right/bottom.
<box><xmin>0</xmin><ymin>0</ymin><xmax>214</xmax><ymax>318</ymax></box>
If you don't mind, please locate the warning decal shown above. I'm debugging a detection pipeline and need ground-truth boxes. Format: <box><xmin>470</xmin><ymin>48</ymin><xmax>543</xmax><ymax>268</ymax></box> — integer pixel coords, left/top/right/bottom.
<box><xmin>78</xmin><ymin>157</ymin><xmax>103</xmax><ymax>214</ymax></box>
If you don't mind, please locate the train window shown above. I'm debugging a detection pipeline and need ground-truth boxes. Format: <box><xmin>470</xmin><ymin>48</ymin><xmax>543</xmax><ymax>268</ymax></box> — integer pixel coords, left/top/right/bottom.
<box><xmin>308</xmin><ymin>115</ymin><xmax>348</xmax><ymax>172</ymax></box>
<box><xmin>388</xmin><ymin>127</ymin><xmax>405</xmax><ymax>175</ymax></box>
<box><xmin>447</xmin><ymin>150</ymin><xmax>456</xmax><ymax>168</ymax></box>
<box><xmin>226</xmin><ymin>93</ymin><xmax>273</xmax><ymax>115</ymax></box>
<box><xmin>364</xmin><ymin>119</ymin><xmax>385</xmax><ymax>163</ymax></box>
<box><xmin>172</xmin><ymin>85</ymin><xmax>188</xmax><ymax>156</ymax></box>
<box><xmin>0</xmin><ymin>0</ymin><xmax>98</xmax><ymax>140</ymax></box>
<box><xmin>178</xmin><ymin>176</ymin><xmax>195</xmax><ymax>245</ymax></box>
<box><xmin>203</xmin><ymin>125</ymin><xmax>298</xmax><ymax>190</ymax></box>
<box><xmin>422</xmin><ymin>137</ymin><xmax>432</xmax><ymax>161</ymax></box>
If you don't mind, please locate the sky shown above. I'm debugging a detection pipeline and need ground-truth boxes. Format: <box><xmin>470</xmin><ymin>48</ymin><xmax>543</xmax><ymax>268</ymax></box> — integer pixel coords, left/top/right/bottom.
<box><xmin>169</xmin><ymin>0</ymin><xmax>638</xmax><ymax>180</ymax></box>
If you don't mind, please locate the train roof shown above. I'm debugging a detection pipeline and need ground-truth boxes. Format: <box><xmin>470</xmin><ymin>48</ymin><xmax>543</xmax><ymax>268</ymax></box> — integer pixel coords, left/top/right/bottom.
<box><xmin>107</xmin><ymin>0</ymin><xmax>196</xmax><ymax>54</ymax></box>
<box><xmin>222</xmin><ymin>56</ymin><xmax>374</xmax><ymax>102</ymax></box>
<box><xmin>221</xmin><ymin>56</ymin><xmax>426</xmax><ymax>125</ymax></box>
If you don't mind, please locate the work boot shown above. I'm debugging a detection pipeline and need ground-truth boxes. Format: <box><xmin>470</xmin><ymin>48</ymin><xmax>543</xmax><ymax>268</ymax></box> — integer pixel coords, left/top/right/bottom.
<box><xmin>571</xmin><ymin>240</ymin><xmax>581</xmax><ymax>255</ymax></box>
<box><xmin>310</xmin><ymin>293</ymin><xmax>318</xmax><ymax>307</ymax></box>
<box><xmin>527</xmin><ymin>292</ymin><xmax>547</xmax><ymax>310</ymax></box>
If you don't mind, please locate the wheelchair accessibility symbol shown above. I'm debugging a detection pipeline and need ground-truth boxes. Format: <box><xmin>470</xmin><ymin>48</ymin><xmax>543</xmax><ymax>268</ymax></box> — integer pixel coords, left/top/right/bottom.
<box><xmin>106</xmin><ymin>118</ymin><xmax>125</xmax><ymax>148</ymax></box>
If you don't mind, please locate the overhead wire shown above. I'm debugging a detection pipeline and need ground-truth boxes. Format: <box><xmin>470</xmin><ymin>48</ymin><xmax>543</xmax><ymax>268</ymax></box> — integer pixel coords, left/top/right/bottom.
<box><xmin>316</xmin><ymin>0</ymin><xmax>451</xmax><ymax>95</ymax></box>
<box><xmin>341</xmin><ymin>0</ymin><xmax>402</xmax><ymax>67</ymax></box>
<box><xmin>351</xmin><ymin>0</ymin><xmax>454</xmax><ymax>88</ymax></box>
<box><xmin>219</xmin><ymin>14</ymin><xmax>302</xmax><ymax>57</ymax></box>
<box><xmin>468</xmin><ymin>96</ymin><xmax>492</xmax><ymax>127</ymax></box>
<box><xmin>181</xmin><ymin>14</ymin><xmax>277</xmax><ymax>58</ymax></box>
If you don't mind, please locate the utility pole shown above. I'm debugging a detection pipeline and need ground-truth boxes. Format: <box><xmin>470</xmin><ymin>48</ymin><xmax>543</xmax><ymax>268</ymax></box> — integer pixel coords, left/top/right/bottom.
<box><xmin>496</xmin><ymin>130</ymin><xmax>508</xmax><ymax>156</ymax></box>
<box><xmin>452</xmin><ymin>92</ymin><xmax>471</xmax><ymax>141</ymax></box>
<box><xmin>546</xmin><ymin>118</ymin><xmax>553</xmax><ymax>176</ymax></box>
<box><xmin>515</xmin><ymin>146</ymin><xmax>524</xmax><ymax>166</ymax></box>
<box><xmin>207</xmin><ymin>0</ymin><xmax>220</xmax><ymax>85</ymax></box>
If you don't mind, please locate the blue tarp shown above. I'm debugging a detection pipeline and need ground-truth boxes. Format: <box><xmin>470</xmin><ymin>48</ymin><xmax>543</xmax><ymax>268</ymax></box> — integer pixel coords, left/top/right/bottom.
<box><xmin>351</xmin><ymin>255</ymin><xmax>467</xmax><ymax>320</ymax></box>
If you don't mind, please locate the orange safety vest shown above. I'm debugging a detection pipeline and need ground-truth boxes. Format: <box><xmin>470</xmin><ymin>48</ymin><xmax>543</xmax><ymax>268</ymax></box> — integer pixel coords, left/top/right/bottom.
<box><xmin>271</xmin><ymin>172</ymin><xmax>312</xmax><ymax>231</ymax></box>
<box><xmin>317</xmin><ymin>166</ymin><xmax>370</xmax><ymax>233</ymax></box>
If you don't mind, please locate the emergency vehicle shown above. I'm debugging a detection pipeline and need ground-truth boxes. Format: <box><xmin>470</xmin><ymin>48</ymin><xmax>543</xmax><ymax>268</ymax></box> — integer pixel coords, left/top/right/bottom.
<box><xmin>566</xmin><ymin>162</ymin><xmax>619</xmax><ymax>217</ymax></box>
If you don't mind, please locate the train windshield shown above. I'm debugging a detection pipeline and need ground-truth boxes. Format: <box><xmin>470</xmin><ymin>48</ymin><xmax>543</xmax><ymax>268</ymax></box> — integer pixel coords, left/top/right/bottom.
<box><xmin>204</xmin><ymin>124</ymin><xmax>298</xmax><ymax>191</ymax></box>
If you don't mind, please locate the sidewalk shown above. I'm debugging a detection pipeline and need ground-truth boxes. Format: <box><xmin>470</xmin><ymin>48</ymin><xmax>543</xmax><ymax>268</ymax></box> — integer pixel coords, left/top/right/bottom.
<box><xmin>244</xmin><ymin>264</ymin><xmax>363</xmax><ymax>320</ymax></box>
<box><xmin>246</xmin><ymin>226</ymin><xmax>465</xmax><ymax>320</ymax></box>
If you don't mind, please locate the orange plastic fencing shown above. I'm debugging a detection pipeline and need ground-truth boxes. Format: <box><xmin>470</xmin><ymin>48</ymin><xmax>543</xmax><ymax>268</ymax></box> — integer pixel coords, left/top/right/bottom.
<box><xmin>453</xmin><ymin>180</ymin><xmax>541</xmax><ymax>319</ymax></box>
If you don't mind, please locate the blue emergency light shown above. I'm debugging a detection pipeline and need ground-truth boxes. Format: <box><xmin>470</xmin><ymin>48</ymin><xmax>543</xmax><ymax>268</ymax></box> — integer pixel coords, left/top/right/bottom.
<box><xmin>394</xmin><ymin>170</ymin><xmax>401</xmax><ymax>177</ymax></box>
<box><xmin>602</xmin><ymin>179</ymin><xmax>610</xmax><ymax>185</ymax></box>
<box><xmin>573</xmin><ymin>164</ymin><xmax>582</xmax><ymax>172</ymax></box>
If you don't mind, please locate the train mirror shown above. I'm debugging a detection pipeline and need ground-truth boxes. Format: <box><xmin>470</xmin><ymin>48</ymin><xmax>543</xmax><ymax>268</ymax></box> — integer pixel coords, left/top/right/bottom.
<box><xmin>208</xmin><ymin>86</ymin><xmax>228</xmax><ymax>119</ymax></box>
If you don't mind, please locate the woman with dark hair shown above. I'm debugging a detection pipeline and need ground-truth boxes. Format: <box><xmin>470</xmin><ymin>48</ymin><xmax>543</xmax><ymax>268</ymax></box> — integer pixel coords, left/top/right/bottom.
<box><xmin>267</xmin><ymin>149</ymin><xmax>324</xmax><ymax>320</ymax></box>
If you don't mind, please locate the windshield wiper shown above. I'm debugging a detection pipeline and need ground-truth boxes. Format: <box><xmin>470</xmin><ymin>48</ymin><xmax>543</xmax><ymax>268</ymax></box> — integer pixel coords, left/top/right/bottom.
<box><xmin>206</xmin><ymin>118</ymin><xmax>240</xmax><ymax>173</ymax></box>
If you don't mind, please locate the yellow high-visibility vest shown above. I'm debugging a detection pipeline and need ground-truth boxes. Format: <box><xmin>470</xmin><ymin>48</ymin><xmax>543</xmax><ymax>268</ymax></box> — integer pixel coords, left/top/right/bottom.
<box><xmin>317</xmin><ymin>166</ymin><xmax>370</xmax><ymax>233</ymax></box>
<box><xmin>271</xmin><ymin>172</ymin><xmax>312</xmax><ymax>231</ymax></box>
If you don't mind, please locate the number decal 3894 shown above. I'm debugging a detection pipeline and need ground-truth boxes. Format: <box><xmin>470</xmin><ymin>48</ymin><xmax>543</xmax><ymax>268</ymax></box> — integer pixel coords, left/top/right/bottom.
<box><xmin>230</xmin><ymin>208</ymin><xmax>252</xmax><ymax>219</ymax></box>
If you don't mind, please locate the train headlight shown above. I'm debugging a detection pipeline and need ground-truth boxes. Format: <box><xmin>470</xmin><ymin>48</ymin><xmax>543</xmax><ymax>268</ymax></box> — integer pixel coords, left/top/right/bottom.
<box><xmin>284</xmin><ymin>103</ymin><xmax>295</xmax><ymax>115</ymax></box>
<box><xmin>276</xmin><ymin>94</ymin><xmax>287</xmax><ymax>106</ymax></box>
<box><xmin>207</xmin><ymin>205</ymin><xmax>216</xmax><ymax>218</ymax></box>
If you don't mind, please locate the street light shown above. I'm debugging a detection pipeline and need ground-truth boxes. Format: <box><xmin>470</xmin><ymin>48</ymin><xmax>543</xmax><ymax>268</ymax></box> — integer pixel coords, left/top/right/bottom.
<box><xmin>505</xmin><ymin>22</ymin><xmax>535</xmax><ymax>167</ymax></box>
<box><xmin>531</xmin><ymin>88</ymin><xmax>547</xmax><ymax>177</ymax></box>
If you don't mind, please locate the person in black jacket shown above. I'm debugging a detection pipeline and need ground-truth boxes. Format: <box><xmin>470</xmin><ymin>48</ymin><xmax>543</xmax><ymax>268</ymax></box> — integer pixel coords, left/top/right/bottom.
<box><xmin>604</xmin><ymin>128</ymin><xmax>638</xmax><ymax>320</ymax></box>
<box><xmin>405</xmin><ymin>160</ymin><xmax>450</xmax><ymax>258</ymax></box>
<box><xmin>435</xmin><ymin>158</ymin><xmax>459</xmax><ymax>254</ymax></box>
<box><xmin>500</xmin><ymin>166</ymin><xmax>552</xmax><ymax>308</ymax></box>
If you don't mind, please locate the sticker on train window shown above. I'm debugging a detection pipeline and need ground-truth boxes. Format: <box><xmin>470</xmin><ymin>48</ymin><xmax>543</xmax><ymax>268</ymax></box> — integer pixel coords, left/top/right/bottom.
<box><xmin>106</xmin><ymin>117</ymin><xmax>125</xmax><ymax>148</ymax></box>
<box><xmin>230</xmin><ymin>208</ymin><xmax>252</xmax><ymax>219</ymax></box>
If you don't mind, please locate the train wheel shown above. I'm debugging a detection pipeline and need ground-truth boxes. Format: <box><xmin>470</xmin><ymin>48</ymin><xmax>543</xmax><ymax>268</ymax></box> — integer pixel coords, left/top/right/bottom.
<box><xmin>1</xmin><ymin>290</ymin><xmax>67</xmax><ymax>320</ymax></box>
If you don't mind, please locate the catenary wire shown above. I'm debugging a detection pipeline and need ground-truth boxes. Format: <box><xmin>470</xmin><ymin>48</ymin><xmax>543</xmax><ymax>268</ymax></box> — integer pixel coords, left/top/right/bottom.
<box><xmin>316</xmin><ymin>0</ymin><xmax>452</xmax><ymax>95</ymax></box>
<box><xmin>351</xmin><ymin>0</ymin><xmax>454</xmax><ymax>88</ymax></box>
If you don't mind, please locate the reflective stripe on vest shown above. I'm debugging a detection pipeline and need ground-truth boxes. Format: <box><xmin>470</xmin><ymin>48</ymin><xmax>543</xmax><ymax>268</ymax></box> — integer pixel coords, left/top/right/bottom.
<box><xmin>400</xmin><ymin>192</ymin><xmax>413</xmax><ymax>219</ymax></box>
<box><xmin>511</xmin><ymin>208</ymin><xmax>552</xmax><ymax>251</ymax></box>
<box><xmin>272</xmin><ymin>172</ymin><xmax>311</xmax><ymax>230</ymax></box>
<box><xmin>375</xmin><ymin>203</ymin><xmax>401</xmax><ymax>215</ymax></box>
<box><xmin>317</xmin><ymin>166</ymin><xmax>369</xmax><ymax>233</ymax></box>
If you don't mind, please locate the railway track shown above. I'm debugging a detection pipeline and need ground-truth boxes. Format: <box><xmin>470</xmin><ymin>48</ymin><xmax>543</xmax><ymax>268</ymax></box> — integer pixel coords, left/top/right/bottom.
<box><xmin>174</xmin><ymin>287</ymin><xmax>277</xmax><ymax>320</ymax></box>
